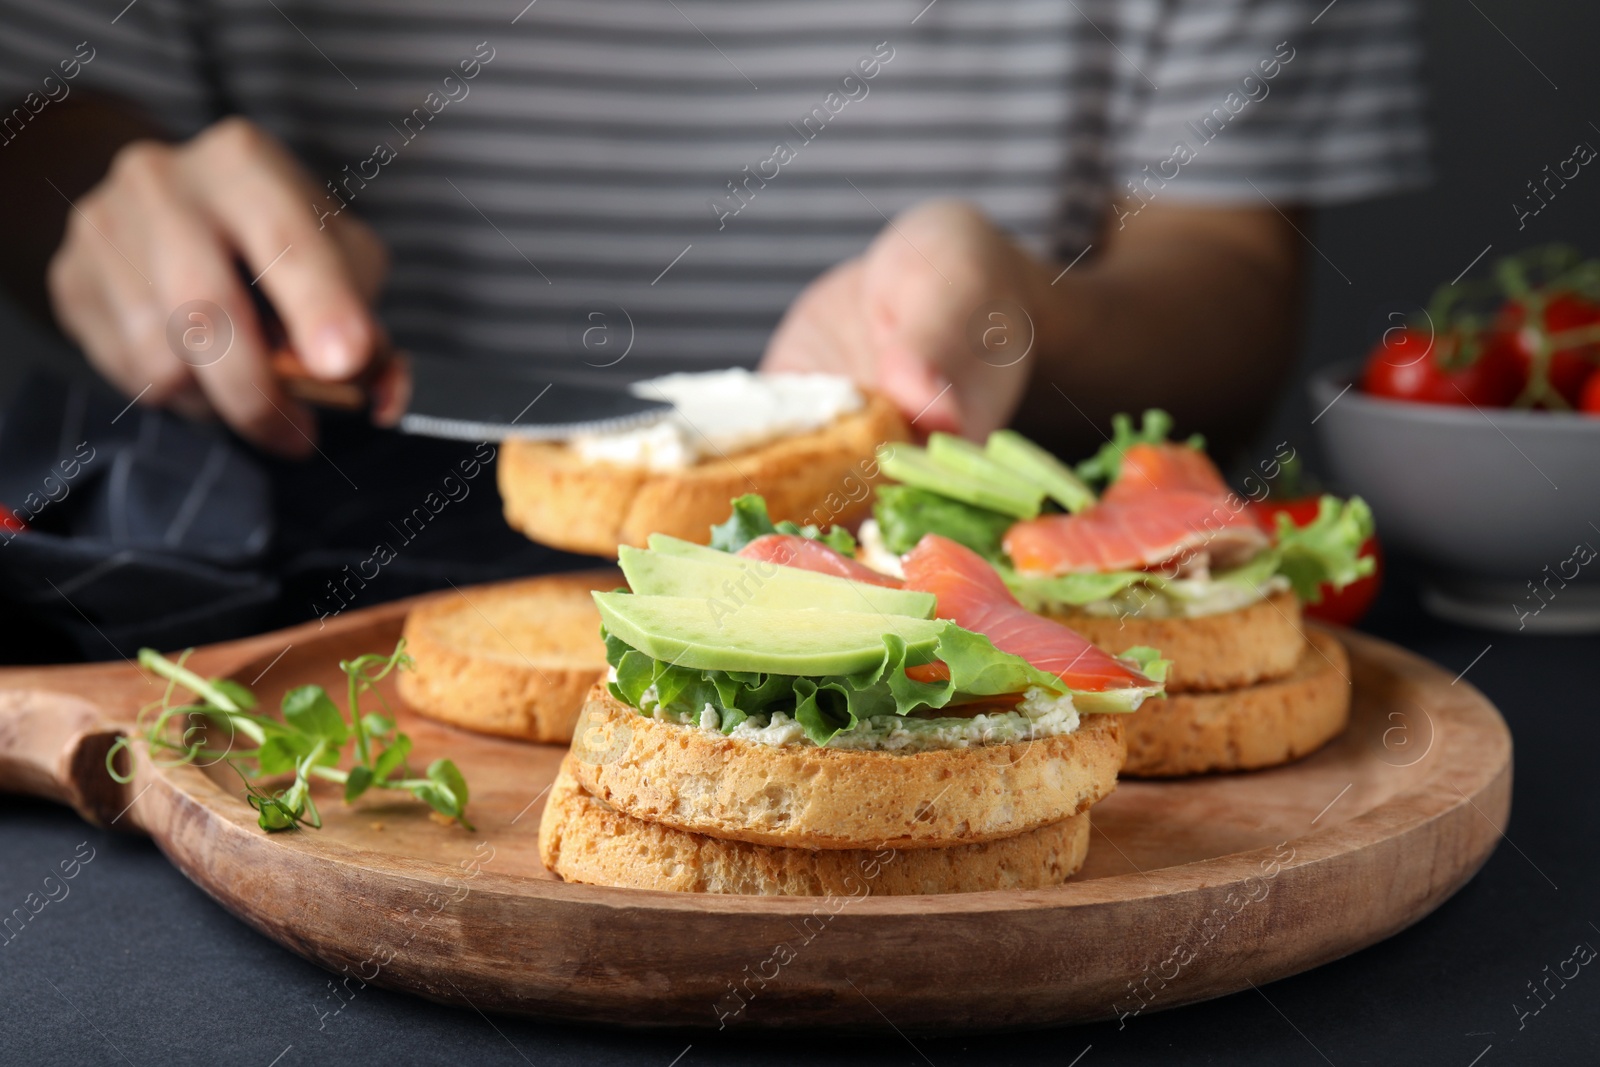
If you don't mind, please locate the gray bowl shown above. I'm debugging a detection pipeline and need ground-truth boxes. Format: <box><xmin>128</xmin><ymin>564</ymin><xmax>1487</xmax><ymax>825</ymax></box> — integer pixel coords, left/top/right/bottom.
<box><xmin>1309</xmin><ymin>361</ymin><xmax>1600</xmax><ymax>632</ymax></box>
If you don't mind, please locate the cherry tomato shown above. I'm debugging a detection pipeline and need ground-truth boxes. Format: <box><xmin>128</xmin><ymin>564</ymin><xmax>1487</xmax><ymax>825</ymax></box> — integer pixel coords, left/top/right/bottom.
<box><xmin>1252</xmin><ymin>498</ymin><xmax>1382</xmax><ymax>627</ymax></box>
<box><xmin>1494</xmin><ymin>292</ymin><xmax>1600</xmax><ymax>408</ymax></box>
<box><xmin>1580</xmin><ymin>370</ymin><xmax>1600</xmax><ymax>415</ymax></box>
<box><xmin>1360</xmin><ymin>327</ymin><xmax>1523</xmax><ymax>407</ymax></box>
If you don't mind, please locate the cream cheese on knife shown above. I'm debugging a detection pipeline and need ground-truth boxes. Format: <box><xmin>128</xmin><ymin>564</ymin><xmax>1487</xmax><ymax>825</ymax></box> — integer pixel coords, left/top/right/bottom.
<box><xmin>569</xmin><ymin>369</ymin><xmax>862</xmax><ymax>470</ymax></box>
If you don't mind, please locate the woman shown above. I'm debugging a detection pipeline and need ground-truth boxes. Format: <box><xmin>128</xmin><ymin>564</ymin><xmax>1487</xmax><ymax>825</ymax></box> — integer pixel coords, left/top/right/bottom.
<box><xmin>0</xmin><ymin>0</ymin><xmax>1426</xmax><ymax>455</ymax></box>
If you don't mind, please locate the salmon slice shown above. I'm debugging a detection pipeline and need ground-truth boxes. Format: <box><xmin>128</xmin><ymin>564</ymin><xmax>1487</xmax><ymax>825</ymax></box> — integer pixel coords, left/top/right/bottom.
<box><xmin>1103</xmin><ymin>442</ymin><xmax>1230</xmax><ymax>503</ymax></box>
<box><xmin>900</xmin><ymin>534</ymin><xmax>1151</xmax><ymax>691</ymax></box>
<box><xmin>735</xmin><ymin>534</ymin><xmax>905</xmax><ymax>588</ymax></box>
<box><xmin>1003</xmin><ymin>490</ymin><xmax>1268</xmax><ymax>576</ymax></box>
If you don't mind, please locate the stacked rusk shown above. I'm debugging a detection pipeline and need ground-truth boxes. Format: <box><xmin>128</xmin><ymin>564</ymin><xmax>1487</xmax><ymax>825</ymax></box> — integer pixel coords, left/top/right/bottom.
<box><xmin>538</xmin><ymin>533</ymin><xmax>1166</xmax><ymax>895</ymax></box>
<box><xmin>1002</xmin><ymin>441</ymin><xmax>1358</xmax><ymax>777</ymax></box>
<box><xmin>863</xmin><ymin>415</ymin><xmax>1374</xmax><ymax>778</ymax></box>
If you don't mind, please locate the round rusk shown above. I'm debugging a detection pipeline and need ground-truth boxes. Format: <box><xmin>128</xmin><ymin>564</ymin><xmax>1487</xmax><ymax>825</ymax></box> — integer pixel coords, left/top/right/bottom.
<box><xmin>564</xmin><ymin>685</ymin><xmax>1126</xmax><ymax>850</ymax></box>
<box><xmin>497</xmin><ymin>391</ymin><xmax>908</xmax><ymax>556</ymax></box>
<box><xmin>397</xmin><ymin>571</ymin><xmax>619</xmax><ymax>742</ymax></box>
<box><xmin>1048</xmin><ymin>589</ymin><xmax>1305</xmax><ymax>693</ymax></box>
<box><xmin>539</xmin><ymin>756</ymin><xmax>1092</xmax><ymax>895</ymax></box>
<box><xmin>1121</xmin><ymin>629</ymin><xmax>1351</xmax><ymax>777</ymax></box>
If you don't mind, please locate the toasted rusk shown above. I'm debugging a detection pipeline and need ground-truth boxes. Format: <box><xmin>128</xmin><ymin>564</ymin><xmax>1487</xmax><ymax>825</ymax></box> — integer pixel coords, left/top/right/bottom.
<box><xmin>1049</xmin><ymin>589</ymin><xmax>1304</xmax><ymax>693</ymax></box>
<box><xmin>564</xmin><ymin>685</ymin><xmax>1125</xmax><ymax>850</ymax></box>
<box><xmin>397</xmin><ymin>571</ymin><xmax>620</xmax><ymax>742</ymax></box>
<box><xmin>539</xmin><ymin>756</ymin><xmax>1092</xmax><ymax>895</ymax></box>
<box><xmin>496</xmin><ymin>392</ymin><xmax>908</xmax><ymax>556</ymax></box>
<box><xmin>1120</xmin><ymin>629</ymin><xmax>1351</xmax><ymax>778</ymax></box>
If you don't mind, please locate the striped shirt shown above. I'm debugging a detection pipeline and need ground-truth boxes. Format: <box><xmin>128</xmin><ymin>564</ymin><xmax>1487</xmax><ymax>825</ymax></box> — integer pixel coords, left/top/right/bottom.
<box><xmin>0</xmin><ymin>0</ymin><xmax>1428</xmax><ymax>383</ymax></box>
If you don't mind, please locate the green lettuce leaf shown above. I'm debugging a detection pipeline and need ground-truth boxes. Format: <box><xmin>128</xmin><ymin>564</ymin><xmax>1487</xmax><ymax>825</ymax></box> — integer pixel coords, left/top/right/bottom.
<box><xmin>999</xmin><ymin>496</ymin><xmax>1369</xmax><ymax>616</ymax></box>
<box><xmin>806</xmin><ymin>524</ymin><xmax>858</xmax><ymax>556</ymax></box>
<box><xmin>929</xmin><ymin>625</ymin><xmax>1074</xmax><ymax>698</ymax></box>
<box><xmin>706</xmin><ymin>495</ymin><xmax>773</xmax><ymax>552</ymax></box>
<box><xmin>1122</xmin><ymin>646</ymin><xmax>1170</xmax><ymax>684</ymax></box>
<box><xmin>1269</xmin><ymin>495</ymin><xmax>1376</xmax><ymax>603</ymax></box>
<box><xmin>872</xmin><ymin>485</ymin><xmax>1014</xmax><ymax>559</ymax></box>
<box><xmin>708</xmin><ymin>494</ymin><xmax>857</xmax><ymax>555</ymax></box>
<box><xmin>1004</xmin><ymin>549</ymin><xmax>1284</xmax><ymax>617</ymax></box>
<box><xmin>1003</xmin><ymin>567</ymin><xmax>1151</xmax><ymax>610</ymax></box>
<box><xmin>602</xmin><ymin>620</ymin><xmax>1160</xmax><ymax>747</ymax></box>
<box><xmin>1143</xmin><ymin>548</ymin><xmax>1283</xmax><ymax>603</ymax></box>
<box><xmin>1074</xmin><ymin>409</ymin><xmax>1205</xmax><ymax>487</ymax></box>
<box><xmin>1074</xmin><ymin>646</ymin><xmax>1169</xmax><ymax>713</ymax></box>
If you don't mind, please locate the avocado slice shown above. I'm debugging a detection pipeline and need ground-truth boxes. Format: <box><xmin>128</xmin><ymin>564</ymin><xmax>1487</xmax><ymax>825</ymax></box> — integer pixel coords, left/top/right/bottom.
<box><xmin>648</xmin><ymin>534</ymin><xmax>751</xmax><ymax>562</ymax></box>
<box><xmin>926</xmin><ymin>433</ymin><xmax>1050</xmax><ymax>505</ymax></box>
<box><xmin>876</xmin><ymin>444</ymin><xmax>1041</xmax><ymax>519</ymax></box>
<box><xmin>617</xmin><ymin>544</ymin><xmax>934</xmax><ymax>618</ymax></box>
<box><xmin>986</xmin><ymin>430</ymin><xmax>1096</xmax><ymax>514</ymax></box>
<box><xmin>594</xmin><ymin>592</ymin><xmax>946</xmax><ymax>675</ymax></box>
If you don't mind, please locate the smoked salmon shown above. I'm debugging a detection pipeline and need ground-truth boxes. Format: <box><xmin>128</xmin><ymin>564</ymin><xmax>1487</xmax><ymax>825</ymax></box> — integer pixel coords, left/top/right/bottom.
<box><xmin>900</xmin><ymin>534</ymin><xmax>1151</xmax><ymax>691</ymax></box>
<box><xmin>1102</xmin><ymin>443</ymin><xmax>1229</xmax><ymax>502</ymax></box>
<box><xmin>736</xmin><ymin>534</ymin><xmax>905</xmax><ymax>589</ymax></box>
<box><xmin>1003</xmin><ymin>492</ymin><xmax>1267</xmax><ymax>576</ymax></box>
<box><xmin>1004</xmin><ymin>442</ymin><xmax>1268</xmax><ymax>576</ymax></box>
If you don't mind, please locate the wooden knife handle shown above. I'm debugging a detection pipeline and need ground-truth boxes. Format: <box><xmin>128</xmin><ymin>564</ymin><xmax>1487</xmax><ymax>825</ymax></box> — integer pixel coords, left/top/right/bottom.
<box><xmin>269</xmin><ymin>348</ymin><xmax>376</xmax><ymax>411</ymax></box>
<box><xmin>0</xmin><ymin>688</ymin><xmax>132</xmax><ymax>829</ymax></box>
<box><xmin>269</xmin><ymin>345</ymin><xmax>410</xmax><ymax>427</ymax></box>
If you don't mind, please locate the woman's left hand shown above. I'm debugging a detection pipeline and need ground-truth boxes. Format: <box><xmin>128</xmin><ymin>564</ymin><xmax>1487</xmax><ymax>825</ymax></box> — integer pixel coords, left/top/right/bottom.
<box><xmin>760</xmin><ymin>199</ymin><xmax>1047</xmax><ymax>439</ymax></box>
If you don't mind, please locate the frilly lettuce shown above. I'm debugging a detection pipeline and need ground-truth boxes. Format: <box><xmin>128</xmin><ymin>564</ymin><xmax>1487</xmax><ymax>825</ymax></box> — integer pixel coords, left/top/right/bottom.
<box><xmin>1003</xmin><ymin>550</ymin><xmax>1284</xmax><ymax>613</ymax></box>
<box><xmin>1074</xmin><ymin>409</ymin><xmax>1205</xmax><ymax>487</ymax></box>
<box><xmin>1003</xmin><ymin>568</ymin><xmax>1152</xmax><ymax>610</ymax></box>
<box><xmin>604</xmin><ymin>626</ymin><xmax>1166</xmax><ymax>747</ymax></box>
<box><xmin>709</xmin><ymin>494</ymin><xmax>857</xmax><ymax>556</ymax></box>
<box><xmin>1074</xmin><ymin>647</ymin><xmax>1169</xmax><ymax>713</ymax></box>
<box><xmin>1267</xmin><ymin>495</ymin><xmax>1376</xmax><ymax>603</ymax></box>
<box><xmin>1003</xmin><ymin>497</ymin><xmax>1373</xmax><ymax>614</ymax></box>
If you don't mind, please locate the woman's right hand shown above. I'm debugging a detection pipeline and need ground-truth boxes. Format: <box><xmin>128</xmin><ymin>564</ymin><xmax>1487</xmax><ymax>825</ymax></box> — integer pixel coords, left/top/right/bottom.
<box><xmin>48</xmin><ymin>116</ymin><xmax>391</xmax><ymax>456</ymax></box>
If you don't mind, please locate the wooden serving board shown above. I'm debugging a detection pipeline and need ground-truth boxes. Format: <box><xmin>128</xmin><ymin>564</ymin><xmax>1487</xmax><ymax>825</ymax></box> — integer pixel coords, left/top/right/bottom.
<box><xmin>0</xmin><ymin>582</ymin><xmax>1511</xmax><ymax>1031</ymax></box>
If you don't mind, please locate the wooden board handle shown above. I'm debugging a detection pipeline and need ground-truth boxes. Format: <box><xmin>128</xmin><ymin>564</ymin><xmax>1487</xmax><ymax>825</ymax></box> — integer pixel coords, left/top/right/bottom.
<box><xmin>0</xmin><ymin>689</ymin><xmax>134</xmax><ymax>830</ymax></box>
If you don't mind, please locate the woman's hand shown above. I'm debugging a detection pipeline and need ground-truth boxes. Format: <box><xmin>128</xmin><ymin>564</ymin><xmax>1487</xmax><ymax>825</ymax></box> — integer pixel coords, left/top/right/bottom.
<box><xmin>48</xmin><ymin>117</ymin><xmax>392</xmax><ymax>456</ymax></box>
<box><xmin>760</xmin><ymin>199</ymin><xmax>1047</xmax><ymax>439</ymax></box>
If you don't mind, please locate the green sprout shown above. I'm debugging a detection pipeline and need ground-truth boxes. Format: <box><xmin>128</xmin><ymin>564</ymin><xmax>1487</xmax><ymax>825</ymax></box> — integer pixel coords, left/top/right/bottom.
<box><xmin>106</xmin><ymin>639</ymin><xmax>472</xmax><ymax>833</ymax></box>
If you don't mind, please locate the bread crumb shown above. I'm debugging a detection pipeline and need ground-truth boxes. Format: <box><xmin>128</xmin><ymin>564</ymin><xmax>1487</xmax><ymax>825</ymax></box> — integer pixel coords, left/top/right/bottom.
<box><xmin>369</xmin><ymin>822</ymin><xmax>385</xmax><ymax>831</ymax></box>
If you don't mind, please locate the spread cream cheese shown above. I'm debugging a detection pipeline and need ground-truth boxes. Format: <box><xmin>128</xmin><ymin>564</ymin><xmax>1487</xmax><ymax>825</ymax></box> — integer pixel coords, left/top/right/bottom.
<box><xmin>855</xmin><ymin>518</ymin><xmax>906</xmax><ymax>580</ymax></box>
<box><xmin>644</xmin><ymin>686</ymin><xmax>1083</xmax><ymax>753</ymax></box>
<box><xmin>569</xmin><ymin>369</ymin><xmax>863</xmax><ymax>471</ymax></box>
<box><xmin>1064</xmin><ymin>573</ymin><xmax>1292</xmax><ymax>619</ymax></box>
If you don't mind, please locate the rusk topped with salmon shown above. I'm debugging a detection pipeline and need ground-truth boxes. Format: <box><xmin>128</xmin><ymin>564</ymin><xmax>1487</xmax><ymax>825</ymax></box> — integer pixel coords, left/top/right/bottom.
<box><xmin>861</xmin><ymin>411</ymin><xmax>1372</xmax><ymax>711</ymax></box>
<box><xmin>540</xmin><ymin>495</ymin><xmax>1167</xmax><ymax>895</ymax></box>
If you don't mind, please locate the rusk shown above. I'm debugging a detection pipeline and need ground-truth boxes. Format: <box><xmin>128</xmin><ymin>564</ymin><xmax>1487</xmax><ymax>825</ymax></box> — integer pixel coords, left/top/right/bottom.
<box><xmin>1121</xmin><ymin>629</ymin><xmax>1351</xmax><ymax>777</ymax></box>
<box><xmin>397</xmin><ymin>570</ymin><xmax>620</xmax><ymax>742</ymax></box>
<box><xmin>1051</xmin><ymin>589</ymin><xmax>1304</xmax><ymax>693</ymax></box>
<box><xmin>539</xmin><ymin>756</ymin><xmax>1092</xmax><ymax>895</ymax></box>
<box><xmin>565</xmin><ymin>685</ymin><xmax>1125</xmax><ymax>850</ymax></box>
<box><xmin>497</xmin><ymin>391</ymin><xmax>908</xmax><ymax>556</ymax></box>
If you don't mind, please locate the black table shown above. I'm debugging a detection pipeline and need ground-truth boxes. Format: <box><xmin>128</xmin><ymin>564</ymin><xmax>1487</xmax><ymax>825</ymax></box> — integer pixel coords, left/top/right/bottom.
<box><xmin>3</xmin><ymin>565</ymin><xmax>1596</xmax><ymax>1067</ymax></box>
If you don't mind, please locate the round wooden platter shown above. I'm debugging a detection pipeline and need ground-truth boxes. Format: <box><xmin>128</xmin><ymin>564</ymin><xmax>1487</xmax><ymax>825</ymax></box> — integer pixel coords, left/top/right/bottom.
<box><xmin>0</xmin><ymin>581</ymin><xmax>1511</xmax><ymax>1032</ymax></box>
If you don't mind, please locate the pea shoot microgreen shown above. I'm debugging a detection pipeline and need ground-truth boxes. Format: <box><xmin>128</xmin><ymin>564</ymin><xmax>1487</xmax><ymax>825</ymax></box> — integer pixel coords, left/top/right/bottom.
<box><xmin>106</xmin><ymin>639</ymin><xmax>473</xmax><ymax>832</ymax></box>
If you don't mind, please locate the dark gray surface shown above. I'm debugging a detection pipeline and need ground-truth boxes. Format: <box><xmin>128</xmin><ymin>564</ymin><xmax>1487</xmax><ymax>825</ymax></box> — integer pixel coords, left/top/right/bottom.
<box><xmin>2</xmin><ymin>568</ymin><xmax>1597</xmax><ymax>1067</ymax></box>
